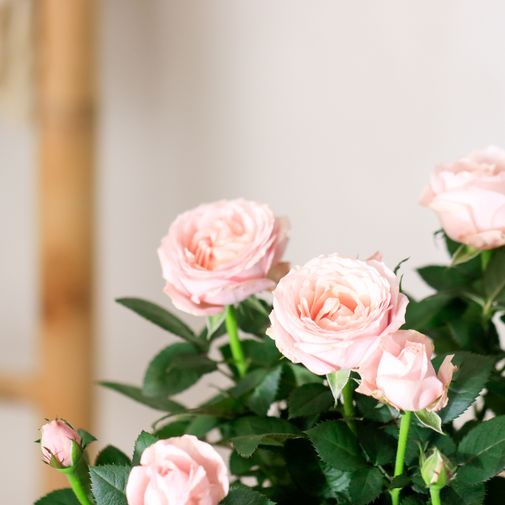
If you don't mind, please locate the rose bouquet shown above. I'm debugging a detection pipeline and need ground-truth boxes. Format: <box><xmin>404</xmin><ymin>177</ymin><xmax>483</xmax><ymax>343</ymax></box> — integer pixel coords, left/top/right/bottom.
<box><xmin>36</xmin><ymin>148</ymin><xmax>505</xmax><ymax>505</ymax></box>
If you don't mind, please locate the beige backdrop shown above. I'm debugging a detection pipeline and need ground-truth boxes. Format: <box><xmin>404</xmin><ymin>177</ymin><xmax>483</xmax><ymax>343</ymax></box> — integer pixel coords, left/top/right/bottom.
<box><xmin>2</xmin><ymin>1</ymin><xmax>505</xmax><ymax>502</ymax></box>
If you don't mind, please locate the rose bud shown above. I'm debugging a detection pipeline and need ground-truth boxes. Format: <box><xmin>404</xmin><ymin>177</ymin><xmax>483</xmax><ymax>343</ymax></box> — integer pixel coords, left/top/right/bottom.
<box><xmin>40</xmin><ymin>419</ymin><xmax>82</xmax><ymax>468</ymax></box>
<box><xmin>421</xmin><ymin>145</ymin><xmax>505</xmax><ymax>250</ymax></box>
<box><xmin>126</xmin><ymin>435</ymin><xmax>229</xmax><ymax>505</ymax></box>
<box><xmin>356</xmin><ymin>330</ymin><xmax>456</xmax><ymax>412</ymax></box>
<box><xmin>158</xmin><ymin>199</ymin><xmax>289</xmax><ymax>315</ymax></box>
<box><xmin>420</xmin><ymin>448</ymin><xmax>454</xmax><ymax>489</ymax></box>
<box><xmin>267</xmin><ymin>253</ymin><xmax>408</xmax><ymax>374</ymax></box>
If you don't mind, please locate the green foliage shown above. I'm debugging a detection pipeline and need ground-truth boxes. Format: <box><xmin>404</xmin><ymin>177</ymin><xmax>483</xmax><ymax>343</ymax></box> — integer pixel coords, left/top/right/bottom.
<box><xmin>435</xmin><ymin>352</ymin><xmax>494</xmax><ymax>423</ymax></box>
<box><xmin>348</xmin><ymin>467</ymin><xmax>384</xmax><ymax>505</ymax></box>
<box><xmin>220</xmin><ymin>486</ymin><xmax>275</xmax><ymax>505</ymax></box>
<box><xmin>306</xmin><ymin>421</ymin><xmax>366</xmax><ymax>471</ymax></box>
<box><xmin>326</xmin><ymin>369</ymin><xmax>351</xmax><ymax>405</ymax></box>
<box><xmin>99</xmin><ymin>381</ymin><xmax>185</xmax><ymax>412</ymax></box>
<box><xmin>288</xmin><ymin>383</ymin><xmax>334</xmax><ymax>419</ymax></box>
<box><xmin>143</xmin><ymin>342</ymin><xmax>216</xmax><ymax>397</ymax></box>
<box><xmin>404</xmin><ymin>293</ymin><xmax>453</xmax><ymax>331</ymax></box>
<box><xmin>231</xmin><ymin>416</ymin><xmax>300</xmax><ymax>457</ymax></box>
<box><xmin>235</xmin><ymin>296</ymin><xmax>271</xmax><ymax>337</ymax></box>
<box><xmin>35</xmin><ymin>489</ymin><xmax>80</xmax><ymax>505</ymax></box>
<box><xmin>247</xmin><ymin>366</ymin><xmax>282</xmax><ymax>416</ymax></box>
<box><xmin>132</xmin><ymin>431</ymin><xmax>158</xmax><ymax>466</ymax></box>
<box><xmin>89</xmin><ymin>465</ymin><xmax>129</xmax><ymax>505</ymax></box>
<box><xmin>82</xmin><ymin>237</ymin><xmax>505</xmax><ymax>505</ymax></box>
<box><xmin>414</xmin><ymin>410</ymin><xmax>443</xmax><ymax>434</ymax></box>
<box><xmin>457</xmin><ymin>416</ymin><xmax>505</xmax><ymax>483</ymax></box>
<box><xmin>116</xmin><ymin>297</ymin><xmax>203</xmax><ymax>348</ymax></box>
<box><xmin>95</xmin><ymin>446</ymin><xmax>131</xmax><ymax>467</ymax></box>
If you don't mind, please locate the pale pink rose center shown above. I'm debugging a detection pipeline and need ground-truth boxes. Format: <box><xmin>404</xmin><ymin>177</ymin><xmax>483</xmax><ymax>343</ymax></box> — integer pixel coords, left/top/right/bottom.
<box><xmin>186</xmin><ymin>215</ymin><xmax>252</xmax><ymax>270</ymax></box>
<box><xmin>297</xmin><ymin>280</ymin><xmax>372</xmax><ymax>329</ymax></box>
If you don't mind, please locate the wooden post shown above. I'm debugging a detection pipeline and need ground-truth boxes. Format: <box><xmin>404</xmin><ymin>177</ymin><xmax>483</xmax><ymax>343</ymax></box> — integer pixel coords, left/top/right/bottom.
<box><xmin>37</xmin><ymin>0</ymin><xmax>95</xmax><ymax>492</ymax></box>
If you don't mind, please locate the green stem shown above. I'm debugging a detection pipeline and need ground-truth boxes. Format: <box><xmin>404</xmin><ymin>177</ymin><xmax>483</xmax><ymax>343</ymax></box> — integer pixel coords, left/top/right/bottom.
<box><xmin>342</xmin><ymin>381</ymin><xmax>356</xmax><ymax>434</ymax></box>
<box><xmin>66</xmin><ymin>469</ymin><xmax>94</xmax><ymax>505</ymax></box>
<box><xmin>430</xmin><ymin>487</ymin><xmax>442</xmax><ymax>505</ymax></box>
<box><xmin>481</xmin><ymin>250</ymin><xmax>492</xmax><ymax>271</ymax></box>
<box><xmin>391</xmin><ymin>411</ymin><xmax>412</xmax><ymax>505</ymax></box>
<box><xmin>225</xmin><ymin>305</ymin><xmax>247</xmax><ymax>377</ymax></box>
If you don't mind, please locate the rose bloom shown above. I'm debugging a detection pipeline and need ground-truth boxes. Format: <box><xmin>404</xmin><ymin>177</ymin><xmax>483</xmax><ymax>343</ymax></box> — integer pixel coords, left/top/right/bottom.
<box><xmin>126</xmin><ymin>435</ymin><xmax>229</xmax><ymax>505</ymax></box>
<box><xmin>421</xmin><ymin>146</ymin><xmax>505</xmax><ymax>250</ymax></box>
<box><xmin>356</xmin><ymin>330</ymin><xmax>456</xmax><ymax>412</ymax></box>
<box><xmin>158</xmin><ymin>199</ymin><xmax>289</xmax><ymax>315</ymax></box>
<box><xmin>267</xmin><ymin>253</ymin><xmax>408</xmax><ymax>374</ymax></box>
<box><xmin>40</xmin><ymin>419</ymin><xmax>81</xmax><ymax>467</ymax></box>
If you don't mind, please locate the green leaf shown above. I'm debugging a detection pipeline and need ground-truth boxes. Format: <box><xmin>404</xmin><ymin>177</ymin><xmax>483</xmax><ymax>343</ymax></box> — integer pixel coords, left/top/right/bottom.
<box><xmin>321</xmin><ymin>464</ymin><xmax>352</xmax><ymax>496</ymax></box>
<box><xmin>348</xmin><ymin>467</ymin><xmax>384</xmax><ymax>505</ymax></box>
<box><xmin>77</xmin><ymin>429</ymin><xmax>97</xmax><ymax>449</ymax></box>
<box><xmin>357</xmin><ymin>425</ymin><xmax>396</xmax><ymax>466</ymax></box>
<box><xmin>417</xmin><ymin>265</ymin><xmax>470</xmax><ymax>291</ymax></box>
<box><xmin>220</xmin><ymin>486</ymin><xmax>275</xmax><ymax>505</ymax></box>
<box><xmin>415</xmin><ymin>410</ymin><xmax>443</xmax><ymax>434</ymax></box>
<box><xmin>153</xmin><ymin>420</ymin><xmax>189</xmax><ymax>439</ymax></box>
<box><xmin>247</xmin><ymin>366</ymin><xmax>282</xmax><ymax>416</ymax></box>
<box><xmin>356</xmin><ymin>395</ymin><xmax>396</xmax><ymax>423</ymax></box>
<box><xmin>99</xmin><ymin>381</ymin><xmax>185</xmax><ymax>413</ymax></box>
<box><xmin>484</xmin><ymin>247</ymin><xmax>505</xmax><ymax>308</ymax></box>
<box><xmin>235</xmin><ymin>297</ymin><xmax>271</xmax><ymax>337</ymax></box>
<box><xmin>143</xmin><ymin>343</ymin><xmax>216</xmax><ymax>397</ymax></box>
<box><xmin>116</xmin><ymin>297</ymin><xmax>201</xmax><ymax>346</ymax></box>
<box><xmin>229</xmin><ymin>369</ymin><xmax>270</xmax><ymax>398</ymax></box>
<box><xmin>35</xmin><ymin>489</ymin><xmax>80</xmax><ymax>505</ymax></box>
<box><xmin>326</xmin><ymin>369</ymin><xmax>350</xmax><ymax>405</ymax></box>
<box><xmin>443</xmin><ymin>482</ymin><xmax>485</xmax><ymax>505</ymax></box>
<box><xmin>95</xmin><ymin>446</ymin><xmax>131</xmax><ymax>466</ymax></box>
<box><xmin>284</xmin><ymin>438</ymin><xmax>329</xmax><ymax>497</ymax></box>
<box><xmin>457</xmin><ymin>416</ymin><xmax>505</xmax><ymax>483</ymax></box>
<box><xmin>288</xmin><ymin>383</ymin><xmax>334</xmax><ymax>419</ymax></box>
<box><xmin>306</xmin><ymin>421</ymin><xmax>365</xmax><ymax>471</ymax></box>
<box><xmin>435</xmin><ymin>352</ymin><xmax>494</xmax><ymax>423</ymax></box>
<box><xmin>231</xmin><ymin>416</ymin><xmax>300</xmax><ymax>458</ymax></box>
<box><xmin>400</xmin><ymin>496</ymin><xmax>425</xmax><ymax>505</ymax></box>
<box><xmin>405</xmin><ymin>293</ymin><xmax>452</xmax><ymax>331</ymax></box>
<box><xmin>451</xmin><ymin>244</ymin><xmax>481</xmax><ymax>266</ymax></box>
<box><xmin>289</xmin><ymin>363</ymin><xmax>323</xmax><ymax>386</ymax></box>
<box><xmin>221</xmin><ymin>339</ymin><xmax>281</xmax><ymax>373</ymax></box>
<box><xmin>184</xmin><ymin>415</ymin><xmax>219</xmax><ymax>438</ymax></box>
<box><xmin>206</xmin><ymin>311</ymin><xmax>226</xmax><ymax>340</ymax></box>
<box><xmin>132</xmin><ymin>431</ymin><xmax>158</xmax><ymax>466</ymax></box>
<box><xmin>89</xmin><ymin>465</ymin><xmax>129</xmax><ymax>505</ymax></box>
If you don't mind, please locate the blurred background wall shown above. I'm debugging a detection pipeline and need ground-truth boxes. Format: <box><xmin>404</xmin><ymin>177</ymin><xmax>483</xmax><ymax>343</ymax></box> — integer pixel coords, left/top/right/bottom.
<box><xmin>2</xmin><ymin>1</ymin><xmax>505</xmax><ymax>502</ymax></box>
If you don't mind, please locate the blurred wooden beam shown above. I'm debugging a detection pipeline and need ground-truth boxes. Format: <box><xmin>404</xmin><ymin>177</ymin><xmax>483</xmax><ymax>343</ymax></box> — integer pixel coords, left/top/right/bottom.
<box><xmin>0</xmin><ymin>373</ymin><xmax>38</xmax><ymax>401</ymax></box>
<box><xmin>36</xmin><ymin>0</ymin><xmax>96</xmax><ymax>492</ymax></box>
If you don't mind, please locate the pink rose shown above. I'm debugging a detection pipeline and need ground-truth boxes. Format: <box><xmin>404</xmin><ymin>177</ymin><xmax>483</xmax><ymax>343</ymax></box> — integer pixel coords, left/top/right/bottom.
<box><xmin>40</xmin><ymin>419</ymin><xmax>81</xmax><ymax>467</ymax></box>
<box><xmin>126</xmin><ymin>435</ymin><xmax>229</xmax><ymax>505</ymax></box>
<box><xmin>421</xmin><ymin>146</ymin><xmax>505</xmax><ymax>250</ymax></box>
<box><xmin>158</xmin><ymin>199</ymin><xmax>289</xmax><ymax>315</ymax></box>
<box><xmin>267</xmin><ymin>253</ymin><xmax>408</xmax><ymax>374</ymax></box>
<box><xmin>356</xmin><ymin>330</ymin><xmax>456</xmax><ymax>412</ymax></box>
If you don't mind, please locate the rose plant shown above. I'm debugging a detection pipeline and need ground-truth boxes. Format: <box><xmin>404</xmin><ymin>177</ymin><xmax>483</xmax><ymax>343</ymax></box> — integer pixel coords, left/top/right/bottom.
<box><xmin>34</xmin><ymin>184</ymin><xmax>505</xmax><ymax>505</ymax></box>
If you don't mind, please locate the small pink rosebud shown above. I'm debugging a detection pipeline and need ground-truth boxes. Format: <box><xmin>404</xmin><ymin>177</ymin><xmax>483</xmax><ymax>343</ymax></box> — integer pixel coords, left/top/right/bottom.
<box><xmin>40</xmin><ymin>419</ymin><xmax>81</xmax><ymax>467</ymax></box>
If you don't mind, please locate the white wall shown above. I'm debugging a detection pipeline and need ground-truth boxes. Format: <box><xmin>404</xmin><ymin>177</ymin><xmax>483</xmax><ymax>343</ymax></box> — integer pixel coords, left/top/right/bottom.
<box><xmin>3</xmin><ymin>1</ymin><xmax>505</xmax><ymax>502</ymax></box>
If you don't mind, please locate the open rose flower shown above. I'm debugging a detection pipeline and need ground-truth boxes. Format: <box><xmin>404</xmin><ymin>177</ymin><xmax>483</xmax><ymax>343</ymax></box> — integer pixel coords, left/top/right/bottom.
<box><xmin>267</xmin><ymin>253</ymin><xmax>408</xmax><ymax>374</ymax></box>
<box><xmin>40</xmin><ymin>419</ymin><xmax>81</xmax><ymax>467</ymax></box>
<box><xmin>158</xmin><ymin>199</ymin><xmax>289</xmax><ymax>315</ymax></box>
<box><xmin>126</xmin><ymin>435</ymin><xmax>229</xmax><ymax>505</ymax></box>
<box><xmin>421</xmin><ymin>146</ymin><xmax>505</xmax><ymax>249</ymax></box>
<box><xmin>356</xmin><ymin>330</ymin><xmax>456</xmax><ymax>412</ymax></box>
